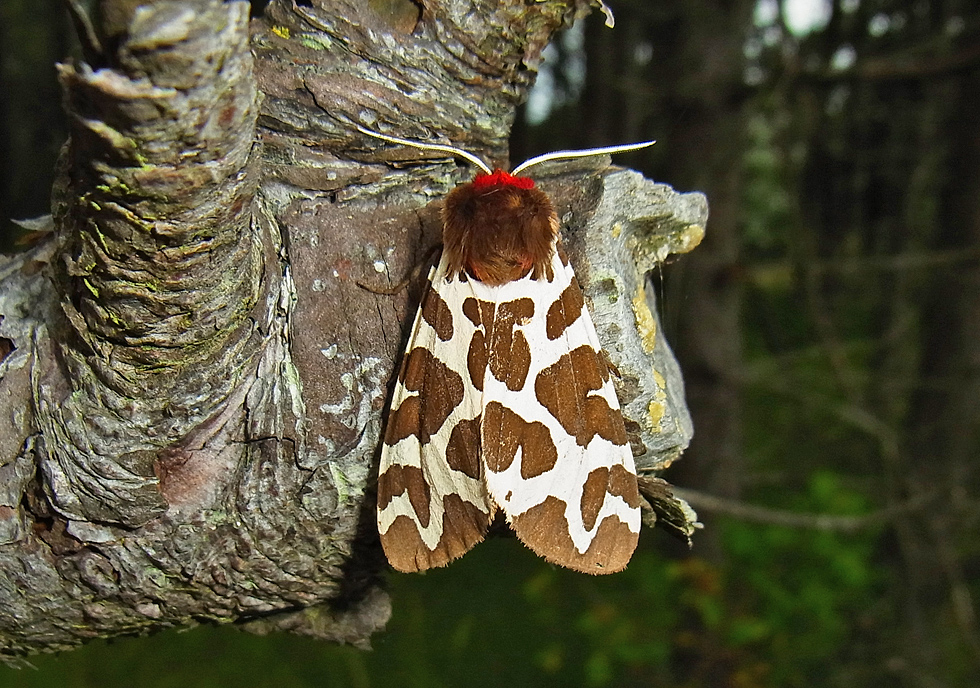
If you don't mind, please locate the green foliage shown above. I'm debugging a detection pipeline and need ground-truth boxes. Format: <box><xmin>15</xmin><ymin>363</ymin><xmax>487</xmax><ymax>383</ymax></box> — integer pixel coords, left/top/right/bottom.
<box><xmin>720</xmin><ymin>473</ymin><xmax>881</xmax><ymax>687</ymax></box>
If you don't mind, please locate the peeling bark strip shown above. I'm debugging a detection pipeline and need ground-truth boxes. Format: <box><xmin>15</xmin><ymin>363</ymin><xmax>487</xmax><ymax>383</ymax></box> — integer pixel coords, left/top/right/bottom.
<box><xmin>0</xmin><ymin>0</ymin><xmax>705</xmax><ymax>664</ymax></box>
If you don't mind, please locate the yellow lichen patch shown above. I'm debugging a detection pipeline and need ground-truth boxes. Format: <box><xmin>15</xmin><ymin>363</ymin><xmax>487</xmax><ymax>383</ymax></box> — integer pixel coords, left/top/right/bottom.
<box><xmin>611</xmin><ymin>221</ymin><xmax>622</xmax><ymax>239</ymax></box>
<box><xmin>271</xmin><ymin>25</ymin><xmax>290</xmax><ymax>39</ymax></box>
<box><xmin>674</xmin><ymin>223</ymin><xmax>705</xmax><ymax>255</ymax></box>
<box><xmin>632</xmin><ymin>283</ymin><xmax>657</xmax><ymax>354</ymax></box>
<box><xmin>652</xmin><ymin>368</ymin><xmax>667</xmax><ymax>389</ymax></box>
<box><xmin>647</xmin><ymin>399</ymin><xmax>665</xmax><ymax>430</ymax></box>
<box><xmin>647</xmin><ymin>368</ymin><xmax>668</xmax><ymax>432</ymax></box>
<box><xmin>633</xmin><ymin>222</ymin><xmax>707</xmax><ymax>269</ymax></box>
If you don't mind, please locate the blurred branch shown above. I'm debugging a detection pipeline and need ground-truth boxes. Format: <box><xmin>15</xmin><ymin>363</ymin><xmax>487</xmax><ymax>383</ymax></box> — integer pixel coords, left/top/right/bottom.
<box><xmin>738</xmin><ymin>364</ymin><xmax>903</xmax><ymax>463</ymax></box>
<box><xmin>810</xmin><ymin>247</ymin><xmax>980</xmax><ymax>275</ymax></box>
<box><xmin>672</xmin><ymin>486</ymin><xmax>938</xmax><ymax>533</ymax></box>
<box><xmin>789</xmin><ymin>34</ymin><xmax>980</xmax><ymax>84</ymax></box>
<box><xmin>801</xmin><ymin>257</ymin><xmax>866</xmax><ymax>403</ymax></box>
<box><xmin>843</xmin><ymin>41</ymin><xmax>980</xmax><ymax>82</ymax></box>
<box><xmin>747</xmin><ymin>248</ymin><xmax>980</xmax><ymax>284</ymax></box>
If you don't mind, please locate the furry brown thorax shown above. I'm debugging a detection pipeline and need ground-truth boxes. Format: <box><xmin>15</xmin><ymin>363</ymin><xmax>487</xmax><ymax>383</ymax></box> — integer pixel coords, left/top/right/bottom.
<box><xmin>442</xmin><ymin>170</ymin><xmax>558</xmax><ymax>286</ymax></box>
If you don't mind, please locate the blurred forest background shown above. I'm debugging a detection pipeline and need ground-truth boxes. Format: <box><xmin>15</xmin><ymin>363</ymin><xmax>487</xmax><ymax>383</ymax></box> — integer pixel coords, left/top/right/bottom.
<box><xmin>2</xmin><ymin>0</ymin><xmax>979</xmax><ymax>686</ymax></box>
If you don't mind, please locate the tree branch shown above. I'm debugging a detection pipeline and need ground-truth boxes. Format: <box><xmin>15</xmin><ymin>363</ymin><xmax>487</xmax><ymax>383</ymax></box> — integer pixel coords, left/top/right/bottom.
<box><xmin>0</xmin><ymin>0</ymin><xmax>703</xmax><ymax>661</ymax></box>
<box><xmin>672</xmin><ymin>486</ymin><xmax>938</xmax><ymax>533</ymax></box>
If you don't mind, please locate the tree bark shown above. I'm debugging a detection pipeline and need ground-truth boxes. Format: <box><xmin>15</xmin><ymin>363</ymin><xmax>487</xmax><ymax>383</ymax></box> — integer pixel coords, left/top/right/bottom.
<box><xmin>0</xmin><ymin>0</ymin><xmax>704</xmax><ymax>661</ymax></box>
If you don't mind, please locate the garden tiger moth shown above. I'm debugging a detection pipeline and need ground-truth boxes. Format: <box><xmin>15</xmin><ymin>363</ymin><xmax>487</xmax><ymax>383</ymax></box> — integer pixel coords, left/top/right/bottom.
<box><xmin>361</xmin><ymin>125</ymin><xmax>655</xmax><ymax>574</ymax></box>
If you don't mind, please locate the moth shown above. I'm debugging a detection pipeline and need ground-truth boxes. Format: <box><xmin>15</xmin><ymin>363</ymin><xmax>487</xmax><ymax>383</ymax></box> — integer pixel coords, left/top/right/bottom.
<box><xmin>360</xmin><ymin>126</ymin><xmax>655</xmax><ymax>574</ymax></box>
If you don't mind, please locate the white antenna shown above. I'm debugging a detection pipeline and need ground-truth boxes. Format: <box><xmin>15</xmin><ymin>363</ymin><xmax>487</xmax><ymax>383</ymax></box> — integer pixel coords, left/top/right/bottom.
<box><xmin>511</xmin><ymin>140</ymin><xmax>656</xmax><ymax>176</ymax></box>
<box><xmin>356</xmin><ymin>124</ymin><xmax>655</xmax><ymax>178</ymax></box>
<box><xmin>356</xmin><ymin>124</ymin><xmax>494</xmax><ymax>175</ymax></box>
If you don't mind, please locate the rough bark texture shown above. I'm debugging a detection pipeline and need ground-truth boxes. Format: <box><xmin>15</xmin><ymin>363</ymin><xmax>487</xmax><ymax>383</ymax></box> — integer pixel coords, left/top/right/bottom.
<box><xmin>0</xmin><ymin>0</ymin><xmax>705</xmax><ymax>661</ymax></box>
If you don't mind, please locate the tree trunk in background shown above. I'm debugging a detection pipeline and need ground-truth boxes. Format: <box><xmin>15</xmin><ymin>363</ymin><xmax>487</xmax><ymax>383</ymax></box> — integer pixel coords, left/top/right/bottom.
<box><xmin>564</xmin><ymin>0</ymin><xmax>754</xmax><ymax>558</ymax></box>
<box><xmin>784</xmin><ymin>4</ymin><xmax>980</xmax><ymax>678</ymax></box>
<box><xmin>900</xmin><ymin>65</ymin><xmax>980</xmax><ymax>675</ymax></box>
<box><xmin>650</xmin><ymin>0</ymin><xmax>754</xmax><ymax>532</ymax></box>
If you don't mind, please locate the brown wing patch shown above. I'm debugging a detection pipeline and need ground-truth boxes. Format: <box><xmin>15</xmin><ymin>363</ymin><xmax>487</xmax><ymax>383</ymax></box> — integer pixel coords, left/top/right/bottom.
<box><xmin>438</xmin><ymin>494</ymin><xmax>491</xmax><ymax>563</ymax></box>
<box><xmin>511</xmin><ymin>496</ymin><xmax>638</xmax><ymax>574</ymax></box>
<box><xmin>462</xmin><ymin>296</ymin><xmax>487</xmax><ymax>327</ymax></box>
<box><xmin>421</xmin><ymin>289</ymin><xmax>454</xmax><ymax>341</ymax></box>
<box><xmin>467</xmin><ymin>330</ymin><xmax>488</xmax><ymax>391</ymax></box>
<box><xmin>545</xmin><ymin>280</ymin><xmax>585</xmax><ymax>340</ymax></box>
<box><xmin>379</xmin><ymin>515</ymin><xmax>433</xmax><ymax>573</ymax></box>
<box><xmin>608</xmin><ymin>463</ymin><xmax>642</xmax><ymax>509</ymax></box>
<box><xmin>488</xmin><ymin>298</ymin><xmax>534</xmax><ymax>391</ymax></box>
<box><xmin>462</xmin><ymin>296</ymin><xmax>534</xmax><ymax>392</ymax></box>
<box><xmin>579</xmin><ymin>465</ymin><xmax>642</xmax><ymax>532</ymax></box>
<box><xmin>380</xmin><ymin>494</ymin><xmax>490</xmax><ymax>572</ymax></box>
<box><xmin>580</xmin><ymin>468</ymin><xmax>610</xmax><ymax>532</ymax></box>
<box><xmin>446</xmin><ymin>415</ymin><xmax>482</xmax><ymax>479</ymax></box>
<box><xmin>385</xmin><ymin>347</ymin><xmax>465</xmax><ymax>445</ymax></box>
<box><xmin>377</xmin><ymin>464</ymin><xmax>431</xmax><ymax>527</ymax></box>
<box><xmin>483</xmin><ymin>401</ymin><xmax>558</xmax><ymax>479</ymax></box>
<box><xmin>462</xmin><ymin>297</ymin><xmax>494</xmax><ymax>391</ymax></box>
<box><xmin>556</xmin><ymin>242</ymin><xmax>570</xmax><ymax>267</ymax></box>
<box><xmin>534</xmin><ymin>345</ymin><xmax>628</xmax><ymax>447</ymax></box>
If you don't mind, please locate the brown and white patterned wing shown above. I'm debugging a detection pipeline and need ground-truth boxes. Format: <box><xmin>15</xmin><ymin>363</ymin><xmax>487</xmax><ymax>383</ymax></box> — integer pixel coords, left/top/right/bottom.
<box><xmin>473</xmin><ymin>246</ymin><xmax>642</xmax><ymax>574</ymax></box>
<box><xmin>377</xmin><ymin>254</ymin><xmax>493</xmax><ymax>572</ymax></box>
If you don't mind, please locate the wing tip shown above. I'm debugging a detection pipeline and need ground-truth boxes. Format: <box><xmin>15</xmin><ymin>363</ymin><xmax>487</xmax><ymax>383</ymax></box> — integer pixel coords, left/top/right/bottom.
<box><xmin>510</xmin><ymin>496</ymin><xmax>640</xmax><ymax>575</ymax></box>
<box><xmin>379</xmin><ymin>495</ymin><xmax>493</xmax><ymax>573</ymax></box>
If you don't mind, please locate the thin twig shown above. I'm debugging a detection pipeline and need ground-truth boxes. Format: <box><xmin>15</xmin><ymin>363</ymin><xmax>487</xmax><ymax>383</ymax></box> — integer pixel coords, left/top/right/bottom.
<box><xmin>671</xmin><ymin>487</ymin><xmax>937</xmax><ymax>533</ymax></box>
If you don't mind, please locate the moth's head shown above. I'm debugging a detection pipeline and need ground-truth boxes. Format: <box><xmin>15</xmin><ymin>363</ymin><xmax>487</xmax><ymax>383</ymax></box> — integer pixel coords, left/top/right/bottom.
<box><xmin>443</xmin><ymin>169</ymin><xmax>558</xmax><ymax>285</ymax></box>
<box><xmin>355</xmin><ymin>125</ymin><xmax>656</xmax><ymax>285</ymax></box>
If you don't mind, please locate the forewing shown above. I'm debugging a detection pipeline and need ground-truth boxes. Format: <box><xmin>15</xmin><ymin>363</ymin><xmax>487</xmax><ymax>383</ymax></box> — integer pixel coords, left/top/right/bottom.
<box><xmin>377</xmin><ymin>254</ymin><xmax>493</xmax><ymax>572</ymax></box>
<box><xmin>476</xmin><ymin>246</ymin><xmax>641</xmax><ymax>574</ymax></box>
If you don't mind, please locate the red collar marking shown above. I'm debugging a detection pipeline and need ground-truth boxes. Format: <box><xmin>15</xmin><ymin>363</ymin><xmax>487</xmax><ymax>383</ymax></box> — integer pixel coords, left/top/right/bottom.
<box><xmin>472</xmin><ymin>169</ymin><xmax>536</xmax><ymax>190</ymax></box>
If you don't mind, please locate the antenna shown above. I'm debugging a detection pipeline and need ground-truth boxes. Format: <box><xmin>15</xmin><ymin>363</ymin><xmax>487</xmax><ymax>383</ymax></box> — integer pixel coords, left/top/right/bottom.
<box><xmin>356</xmin><ymin>125</ymin><xmax>494</xmax><ymax>175</ymax></box>
<box><xmin>511</xmin><ymin>140</ymin><xmax>656</xmax><ymax>176</ymax></box>
<box><xmin>356</xmin><ymin>124</ymin><xmax>656</xmax><ymax>178</ymax></box>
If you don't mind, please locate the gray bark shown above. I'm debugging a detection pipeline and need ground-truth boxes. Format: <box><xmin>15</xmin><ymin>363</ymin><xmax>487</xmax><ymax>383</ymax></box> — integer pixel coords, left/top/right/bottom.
<box><xmin>0</xmin><ymin>0</ymin><xmax>705</xmax><ymax>661</ymax></box>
